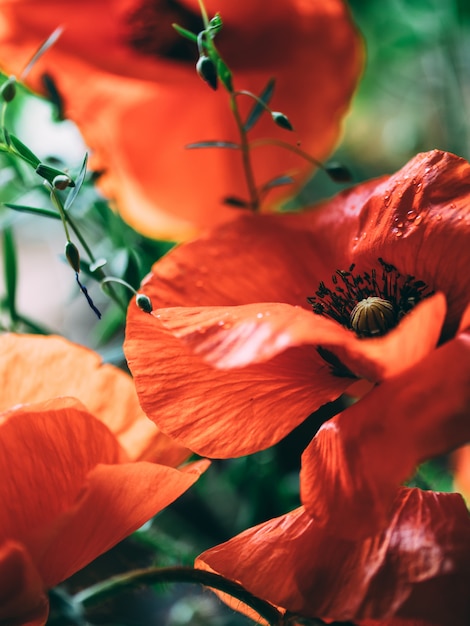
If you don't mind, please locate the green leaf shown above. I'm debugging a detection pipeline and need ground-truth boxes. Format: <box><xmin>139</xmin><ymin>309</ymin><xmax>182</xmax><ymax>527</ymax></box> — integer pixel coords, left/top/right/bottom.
<box><xmin>186</xmin><ymin>140</ymin><xmax>240</xmax><ymax>150</ymax></box>
<box><xmin>244</xmin><ymin>78</ymin><xmax>276</xmax><ymax>132</ymax></box>
<box><xmin>65</xmin><ymin>153</ymin><xmax>88</xmax><ymax>210</ymax></box>
<box><xmin>172</xmin><ymin>23</ymin><xmax>198</xmax><ymax>43</ymax></box>
<box><xmin>9</xmin><ymin>134</ymin><xmax>41</xmax><ymax>167</ymax></box>
<box><xmin>21</xmin><ymin>26</ymin><xmax>63</xmax><ymax>79</ymax></box>
<box><xmin>217</xmin><ymin>57</ymin><xmax>233</xmax><ymax>92</ymax></box>
<box><xmin>260</xmin><ymin>174</ymin><xmax>295</xmax><ymax>192</ymax></box>
<box><xmin>36</xmin><ymin>163</ymin><xmax>74</xmax><ymax>186</ymax></box>
<box><xmin>2</xmin><ymin>226</ymin><xmax>17</xmax><ymax>321</ymax></box>
<box><xmin>4</xmin><ymin>203</ymin><xmax>61</xmax><ymax>220</ymax></box>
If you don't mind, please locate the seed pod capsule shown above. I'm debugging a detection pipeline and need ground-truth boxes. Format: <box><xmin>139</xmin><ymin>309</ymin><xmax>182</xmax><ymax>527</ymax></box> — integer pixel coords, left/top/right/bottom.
<box><xmin>350</xmin><ymin>297</ymin><xmax>396</xmax><ymax>337</ymax></box>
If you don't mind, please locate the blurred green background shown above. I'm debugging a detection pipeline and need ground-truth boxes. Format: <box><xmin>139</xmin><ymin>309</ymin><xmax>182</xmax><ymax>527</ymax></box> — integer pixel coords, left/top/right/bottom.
<box><xmin>0</xmin><ymin>0</ymin><xmax>468</xmax><ymax>624</ymax></box>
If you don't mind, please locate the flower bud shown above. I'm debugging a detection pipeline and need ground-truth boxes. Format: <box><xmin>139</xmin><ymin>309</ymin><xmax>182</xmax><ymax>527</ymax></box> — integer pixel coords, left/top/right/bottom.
<box><xmin>53</xmin><ymin>174</ymin><xmax>74</xmax><ymax>190</ymax></box>
<box><xmin>196</xmin><ymin>55</ymin><xmax>218</xmax><ymax>90</ymax></box>
<box><xmin>271</xmin><ymin>111</ymin><xmax>293</xmax><ymax>131</ymax></box>
<box><xmin>136</xmin><ymin>293</ymin><xmax>153</xmax><ymax>313</ymax></box>
<box><xmin>65</xmin><ymin>241</ymin><xmax>81</xmax><ymax>273</ymax></box>
<box><xmin>325</xmin><ymin>162</ymin><xmax>352</xmax><ymax>183</ymax></box>
<box><xmin>1</xmin><ymin>76</ymin><xmax>16</xmax><ymax>103</ymax></box>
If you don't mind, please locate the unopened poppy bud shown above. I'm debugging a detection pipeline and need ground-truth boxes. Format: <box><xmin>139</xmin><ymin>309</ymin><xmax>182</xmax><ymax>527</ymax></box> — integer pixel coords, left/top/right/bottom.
<box><xmin>136</xmin><ymin>293</ymin><xmax>153</xmax><ymax>313</ymax></box>
<box><xmin>271</xmin><ymin>111</ymin><xmax>293</xmax><ymax>131</ymax></box>
<box><xmin>1</xmin><ymin>76</ymin><xmax>16</xmax><ymax>102</ymax></box>
<box><xmin>325</xmin><ymin>162</ymin><xmax>352</xmax><ymax>183</ymax></box>
<box><xmin>350</xmin><ymin>297</ymin><xmax>396</xmax><ymax>337</ymax></box>
<box><xmin>65</xmin><ymin>241</ymin><xmax>81</xmax><ymax>273</ymax></box>
<box><xmin>53</xmin><ymin>174</ymin><xmax>74</xmax><ymax>190</ymax></box>
<box><xmin>196</xmin><ymin>55</ymin><xmax>218</xmax><ymax>90</ymax></box>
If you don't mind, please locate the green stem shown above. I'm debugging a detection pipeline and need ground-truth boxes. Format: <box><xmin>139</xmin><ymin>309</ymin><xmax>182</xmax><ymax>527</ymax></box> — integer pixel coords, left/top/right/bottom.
<box><xmin>235</xmin><ymin>90</ymin><xmax>272</xmax><ymax>113</ymax></box>
<box><xmin>230</xmin><ymin>94</ymin><xmax>260</xmax><ymax>210</ymax></box>
<box><xmin>249</xmin><ymin>138</ymin><xmax>324</xmax><ymax>170</ymax></box>
<box><xmin>73</xmin><ymin>566</ymin><xmax>285</xmax><ymax>625</ymax></box>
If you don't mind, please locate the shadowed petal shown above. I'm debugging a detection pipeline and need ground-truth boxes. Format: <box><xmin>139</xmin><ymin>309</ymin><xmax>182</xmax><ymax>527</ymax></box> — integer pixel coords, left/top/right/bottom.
<box><xmin>0</xmin><ymin>333</ymin><xmax>188</xmax><ymax>465</ymax></box>
<box><xmin>0</xmin><ymin>399</ymin><xmax>209</xmax><ymax>587</ymax></box>
<box><xmin>301</xmin><ymin>331</ymin><xmax>470</xmax><ymax>539</ymax></box>
<box><xmin>0</xmin><ymin>542</ymin><xmax>49</xmax><ymax>626</ymax></box>
<box><xmin>197</xmin><ymin>490</ymin><xmax>470</xmax><ymax>625</ymax></box>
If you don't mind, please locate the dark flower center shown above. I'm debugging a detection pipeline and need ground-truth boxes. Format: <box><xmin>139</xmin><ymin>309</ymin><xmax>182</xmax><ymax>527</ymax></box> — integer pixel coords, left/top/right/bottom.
<box><xmin>307</xmin><ymin>258</ymin><xmax>432</xmax><ymax>338</ymax></box>
<box><xmin>123</xmin><ymin>0</ymin><xmax>204</xmax><ymax>61</ymax></box>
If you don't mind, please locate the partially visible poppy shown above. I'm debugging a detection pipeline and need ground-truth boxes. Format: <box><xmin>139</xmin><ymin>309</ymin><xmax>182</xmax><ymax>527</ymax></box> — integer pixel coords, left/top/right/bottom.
<box><xmin>454</xmin><ymin>444</ymin><xmax>470</xmax><ymax>504</ymax></box>
<box><xmin>195</xmin><ymin>488</ymin><xmax>470</xmax><ymax>626</ymax></box>
<box><xmin>0</xmin><ymin>0</ymin><xmax>362</xmax><ymax>239</ymax></box>
<box><xmin>0</xmin><ymin>333</ymin><xmax>208</xmax><ymax>626</ymax></box>
<box><xmin>125</xmin><ymin>149</ymin><xmax>470</xmax><ymax>453</ymax></box>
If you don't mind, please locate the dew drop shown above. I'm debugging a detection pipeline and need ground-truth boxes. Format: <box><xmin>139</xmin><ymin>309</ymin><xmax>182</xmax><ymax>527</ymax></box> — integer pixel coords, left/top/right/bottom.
<box><xmin>436</xmin><ymin>214</ymin><xmax>442</xmax><ymax>221</ymax></box>
<box><xmin>256</xmin><ymin>312</ymin><xmax>264</xmax><ymax>319</ymax></box>
<box><xmin>217</xmin><ymin>320</ymin><xmax>225</xmax><ymax>327</ymax></box>
<box><xmin>407</xmin><ymin>210</ymin><xmax>417</xmax><ymax>220</ymax></box>
<box><xmin>397</xmin><ymin>221</ymin><xmax>404</xmax><ymax>228</ymax></box>
<box><xmin>391</xmin><ymin>227</ymin><xmax>403</xmax><ymax>237</ymax></box>
<box><xmin>414</xmin><ymin>214</ymin><xmax>423</xmax><ymax>225</ymax></box>
<box><xmin>383</xmin><ymin>193</ymin><xmax>391</xmax><ymax>207</ymax></box>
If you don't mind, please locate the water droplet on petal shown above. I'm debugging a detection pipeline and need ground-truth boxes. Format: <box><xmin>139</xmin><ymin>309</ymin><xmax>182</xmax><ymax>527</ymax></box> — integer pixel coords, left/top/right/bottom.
<box><xmin>407</xmin><ymin>210</ymin><xmax>417</xmax><ymax>220</ymax></box>
<box><xmin>256</xmin><ymin>312</ymin><xmax>264</xmax><ymax>319</ymax></box>
<box><xmin>414</xmin><ymin>214</ymin><xmax>423</xmax><ymax>225</ymax></box>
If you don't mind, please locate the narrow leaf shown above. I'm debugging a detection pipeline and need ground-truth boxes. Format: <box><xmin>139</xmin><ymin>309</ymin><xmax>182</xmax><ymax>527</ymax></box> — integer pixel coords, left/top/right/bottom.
<box><xmin>186</xmin><ymin>140</ymin><xmax>240</xmax><ymax>150</ymax></box>
<box><xmin>172</xmin><ymin>23</ymin><xmax>198</xmax><ymax>43</ymax></box>
<box><xmin>223</xmin><ymin>196</ymin><xmax>250</xmax><ymax>208</ymax></box>
<box><xmin>260</xmin><ymin>174</ymin><xmax>295</xmax><ymax>192</ymax></box>
<box><xmin>65</xmin><ymin>153</ymin><xmax>88</xmax><ymax>210</ymax></box>
<box><xmin>2</xmin><ymin>226</ymin><xmax>17</xmax><ymax>321</ymax></box>
<box><xmin>4</xmin><ymin>203</ymin><xmax>61</xmax><ymax>220</ymax></box>
<box><xmin>244</xmin><ymin>78</ymin><xmax>276</xmax><ymax>132</ymax></box>
<box><xmin>9</xmin><ymin>134</ymin><xmax>41</xmax><ymax>167</ymax></box>
<box><xmin>21</xmin><ymin>27</ymin><xmax>63</xmax><ymax>79</ymax></box>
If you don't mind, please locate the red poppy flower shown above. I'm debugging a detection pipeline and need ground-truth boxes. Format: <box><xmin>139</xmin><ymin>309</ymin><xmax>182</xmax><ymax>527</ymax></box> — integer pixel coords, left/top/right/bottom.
<box><xmin>124</xmin><ymin>148</ymin><xmax>470</xmax><ymax>532</ymax></box>
<box><xmin>195</xmin><ymin>488</ymin><xmax>470</xmax><ymax>626</ymax></box>
<box><xmin>0</xmin><ymin>0</ymin><xmax>362</xmax><ymax>239</ymax></box>
<box><xmin>0</xmin><ymin>333</ymin><xmax>208</xmax><ymax>626</ymax></box>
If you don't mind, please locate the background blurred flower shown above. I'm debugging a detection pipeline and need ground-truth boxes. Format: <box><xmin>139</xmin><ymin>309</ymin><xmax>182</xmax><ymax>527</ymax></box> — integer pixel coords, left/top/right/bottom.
<box><xmin>196</xmin><ymin>488</ymin><xmax>470</xmax><ymax>626</ymax></box>
<box><xmin>125</xmin><ymin>150</ymin><xmax>470</xmax><ymax>463</ymax></box>
<box><xmin>0</xmin><ymin>0</ymin><xmax>362</xmax><ymax>239</ymax></box>
<box><xmin>0</xmin><ymin>333</ymin><xmax>208</xmax><ymax>625</ymax></box>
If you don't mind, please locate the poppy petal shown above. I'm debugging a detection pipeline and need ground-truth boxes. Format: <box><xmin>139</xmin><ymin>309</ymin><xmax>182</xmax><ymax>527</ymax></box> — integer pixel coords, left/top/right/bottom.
<box><xmin>301</xmin><ymin>331</ymin><xmax>470</xmax><ymax>539</ymax></box>
<box><xmin>125</xmin><ymin>302</ymin><xmax>351</xmax><ymax>458</ymax></box>
<box><xmin>0</xmin><ymin>541</ymin><xmax>49</xmax><ymax>626</ymax></box>
<box><xmin>0</xmin><ymin>333</ymin><xmax>189</xmax><ymax>465</ymax></box>
<box><xmin>303</xmin><ymin>150</ymin><xmax>470</xmax><ymax>338</ymax></box>
<box><xmin>155</xmin><ymin>292</ymin><xmax>445</xmax><ymax>379</ymax></box>
<box><xmin>196</xmin><ymin>489</ymin><xmax>470</xmax><ymax>625</ymax></box>
<box><xmin>0</xmin><ymin>398</ymin><xmax>208</xmax><ymax>586</ymax></box>
<box><xmin>36</xmin><ymin>459</ymin><xmax>209</xmax><ymax>587</ymax></box>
